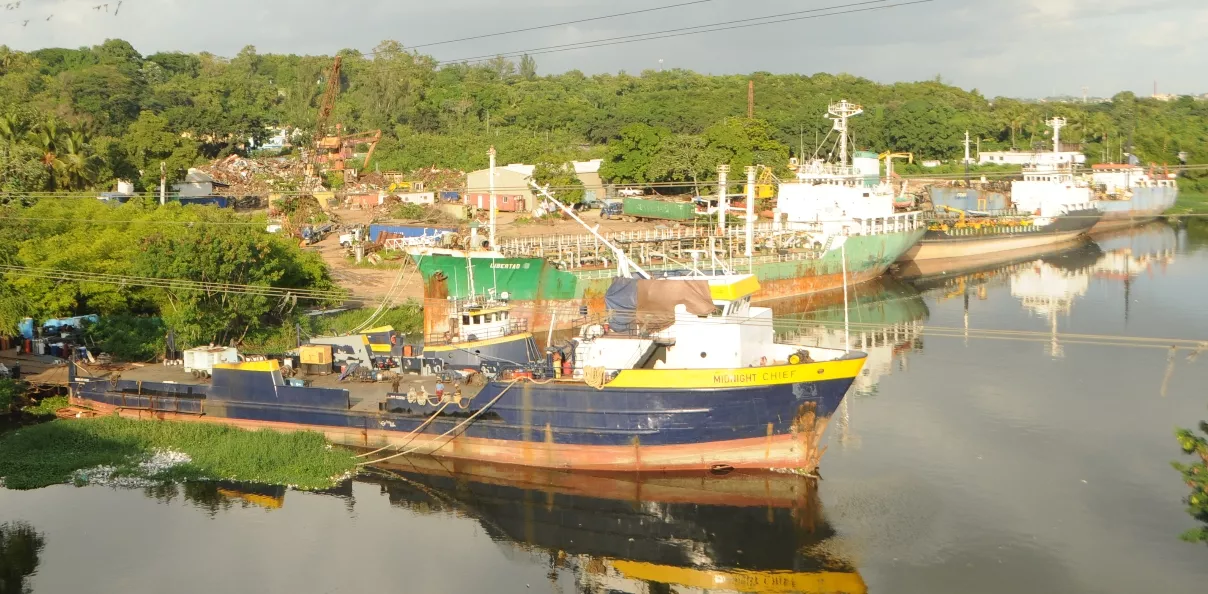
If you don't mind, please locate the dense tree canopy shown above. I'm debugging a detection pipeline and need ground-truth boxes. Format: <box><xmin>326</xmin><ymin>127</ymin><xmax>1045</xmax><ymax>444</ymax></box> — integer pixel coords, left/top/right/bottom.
<box><xmin>0</xmin><ymin>199</ymin><xmax>335</xmax><ymax>346</ymax></box>
<box><xmin>3</xmin><ymin>39</ymin><xmax>1207</xmax><ymax>195</ymax></box>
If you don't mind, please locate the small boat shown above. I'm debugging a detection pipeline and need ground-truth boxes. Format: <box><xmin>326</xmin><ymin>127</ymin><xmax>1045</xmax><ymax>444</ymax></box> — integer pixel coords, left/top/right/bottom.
<box><xmin>71</xmin><ymin>273</ymin><xmax>867</xmax><ymax>473</ymax></box>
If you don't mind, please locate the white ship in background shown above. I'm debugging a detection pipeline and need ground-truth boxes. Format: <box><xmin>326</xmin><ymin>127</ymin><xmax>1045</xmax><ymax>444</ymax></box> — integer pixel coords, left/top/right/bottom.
<box><xmin>1089</xmin><ymin>161</ymin><xmax>1178</xmax><ymax>232</ymax></box>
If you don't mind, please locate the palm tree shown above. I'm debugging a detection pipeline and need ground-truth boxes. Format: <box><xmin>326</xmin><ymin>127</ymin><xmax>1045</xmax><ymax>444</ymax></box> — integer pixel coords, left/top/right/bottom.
<box><xmin>25</xmin><ymin>120</ymin><xmax>60</xmax><ymax>168</ymax></box>
<box><xmin>52</xmin><ymin>130</ymin><xmax>97</xmax><ymax>190</ymax></box>
<box><xmin>0</xmin><ymin>113</ymin><xmax>19</xmax><ymax>144</ymax></box>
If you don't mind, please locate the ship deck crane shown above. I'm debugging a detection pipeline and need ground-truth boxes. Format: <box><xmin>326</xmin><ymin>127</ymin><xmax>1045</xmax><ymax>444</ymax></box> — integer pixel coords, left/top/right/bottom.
<box><xmin>878</xmin><ymin>151</ymin><xmax>913</xmax><ymax>179</ymax></box>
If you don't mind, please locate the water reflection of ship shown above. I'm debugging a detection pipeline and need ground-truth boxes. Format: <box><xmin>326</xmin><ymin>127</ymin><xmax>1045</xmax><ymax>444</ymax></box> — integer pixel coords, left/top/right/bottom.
<box><xmin>772</xmin><ymin>279</ymin><xmax>928</xmax><ymax>449</ymax></box>
<box><xmin>774</xmin><ymin>278</ymin><xmax>929</xmax><ymax>398</ymax></box>
<box><xmin>1082</xmin><ymin>222</ymin><xmax>1177</xmax><ymax>324</ymax></box>
<box><xmin>1010</xmin><ymin>260</ymin><xmax>1091</xmax><ymax>358</ymax></box>
<box><xmin>146</xmin><ymin>479</ymin><xmax>355</xmax><ymax>515</ymax></box>
<box><xmin>1006</xmin><ymin>228</ymin><xmax>1180</xmax><ymax>356</ymax></box>
<box><xmin>366</xmin><ymin>458</ymin><xmax>865</xmax><ymax>594</ymax></box>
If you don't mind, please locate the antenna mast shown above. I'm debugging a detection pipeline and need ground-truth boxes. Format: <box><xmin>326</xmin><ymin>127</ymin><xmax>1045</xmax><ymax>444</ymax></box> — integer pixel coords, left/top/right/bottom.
<box><xmin>1047</xmin><ymin>117</ymin><xmax>1066</xmax><ymax>155</ymax></box>
<box><xmin>828</xmin><ymin>100</ymin><xmax>863</xmax><ymax>167</ymax></box>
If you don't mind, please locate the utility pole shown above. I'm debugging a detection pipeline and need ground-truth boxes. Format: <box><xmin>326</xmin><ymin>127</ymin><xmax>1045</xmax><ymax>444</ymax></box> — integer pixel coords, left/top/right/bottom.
<box><xmin>159</xmin><ymin>161</ymin><xmax>166</xmax><ymax>205</ymax></box>
<box><xmin>488</xmin><ymin>146</ymin><xmax>497</xmax><ymax>249</ymax></box>
<box><xmin>744</xmin><ymin>166</ymin><xmax>756</xmax><ymax>258</ymax></box>
<box><xmin>717</xmin><ymin>165</ymin><xmax>729</xmax><ymax>235</ymax></box>
<box><xmin>747</xmin><ymin>80</ymin><xmax>754</xmax><ymax>119</ymax></box>
<box><xmin>963</xmin><ymin>130</ymin><xmax>971</xmax><ymax>184</ymax></box>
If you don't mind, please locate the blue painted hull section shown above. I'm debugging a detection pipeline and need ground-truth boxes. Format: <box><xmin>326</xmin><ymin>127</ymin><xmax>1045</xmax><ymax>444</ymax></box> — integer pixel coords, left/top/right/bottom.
<box><xmin>928</xmin><ymin>187</ymin><xmax>1010</xmax><ymax>211</ymax></box>
<box><xmin>75</xmin><ymin>376</ymin><xmax>853</xmax><ymax>447</ymax></box>
<box><xmin>1095</xmin><ymin>186</ymin><xmax>1177</xmax><ymax>217</ymax></box>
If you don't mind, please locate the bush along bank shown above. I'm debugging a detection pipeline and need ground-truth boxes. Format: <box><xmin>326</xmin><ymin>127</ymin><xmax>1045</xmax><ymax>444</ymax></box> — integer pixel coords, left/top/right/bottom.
<box><xmin>0</xmin><ymin>416</ymin><xmax>357</xmax><ymax>490</ymax></box>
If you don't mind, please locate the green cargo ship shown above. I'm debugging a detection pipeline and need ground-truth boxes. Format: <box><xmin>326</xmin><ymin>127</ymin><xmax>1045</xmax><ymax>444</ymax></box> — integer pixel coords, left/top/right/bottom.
<box><xmin>412</xmin><ymin>99</ymin><xmax>925</xmax><ymax>334</ymax></box>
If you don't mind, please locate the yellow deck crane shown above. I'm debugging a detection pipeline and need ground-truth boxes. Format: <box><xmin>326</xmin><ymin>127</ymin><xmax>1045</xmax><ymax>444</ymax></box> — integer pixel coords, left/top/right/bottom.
<box><xmin>878</xmin><ymin>151</ymin><xmax>913</xmax><ymax>179</ymax></box>
<box><xmin>741</xmin><ymin>164</ymin><xmax>778</xmax><ymax>199</ymax></box>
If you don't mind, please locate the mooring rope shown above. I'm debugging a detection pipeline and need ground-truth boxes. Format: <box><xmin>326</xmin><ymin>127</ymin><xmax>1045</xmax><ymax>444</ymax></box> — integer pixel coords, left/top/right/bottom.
<box><xmin>356</xmin><ymin>379</ymin><xmax>519</xmax><ymax>467</ymax></box>
<box><xmin>353</xmin><ymin>400</ymin><xmax>451</xmax><ymax>458</ymax></box>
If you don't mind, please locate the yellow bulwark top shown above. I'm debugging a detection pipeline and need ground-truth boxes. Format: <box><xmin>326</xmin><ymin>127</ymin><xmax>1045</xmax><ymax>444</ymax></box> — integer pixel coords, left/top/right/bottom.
<box><xmin>213</xmin><ymin>360</ymin><xmax>281</xmax><ymax>372</ymax></box>
<box><xmin>604</xmin><ymin>357</ymin><xmax>864</xmax><ymax>389</ymax></box>
<box><xmin>708</xmin><ymin>274</ymin><xmax>760</xmax><ymax>302</ymax></box>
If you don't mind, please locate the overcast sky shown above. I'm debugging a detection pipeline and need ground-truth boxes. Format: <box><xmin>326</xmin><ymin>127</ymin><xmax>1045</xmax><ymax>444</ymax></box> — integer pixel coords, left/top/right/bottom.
<box><xmin>1</xmin><ymin>0</ymin><xmax>1202</xmax><ymax>98</ymax></box>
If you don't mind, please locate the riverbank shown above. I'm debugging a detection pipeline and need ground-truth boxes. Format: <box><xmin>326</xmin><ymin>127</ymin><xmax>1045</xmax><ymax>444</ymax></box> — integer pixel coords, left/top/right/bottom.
<box><xmin>0</xmin><ymin>415</ymin><xmax>357</xmax><ymax>490</ymax></box>
<box><xmin>1167</xmin><ymin>192</ymin><xmax>1208</xmax><ymax>215</ymax></box>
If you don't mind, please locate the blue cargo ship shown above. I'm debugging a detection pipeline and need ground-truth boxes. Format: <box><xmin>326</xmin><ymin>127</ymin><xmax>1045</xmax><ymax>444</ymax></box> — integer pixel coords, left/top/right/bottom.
<box><xmin>70</xmin><ymin>274</ymin><xmax>867</xmax><ymax>473</ymax></box>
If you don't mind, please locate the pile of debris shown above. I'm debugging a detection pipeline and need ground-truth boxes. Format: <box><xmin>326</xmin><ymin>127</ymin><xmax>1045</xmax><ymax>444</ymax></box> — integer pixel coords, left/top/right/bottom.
<box><xmin>408</xmin><ymin>167</ymin><xmax>466</xmax><ymax>191</ymax></box>
<box><xmin>197</xmin><ymin>155</ymin><xmax>308</xmax><ymax>195</ymax></box>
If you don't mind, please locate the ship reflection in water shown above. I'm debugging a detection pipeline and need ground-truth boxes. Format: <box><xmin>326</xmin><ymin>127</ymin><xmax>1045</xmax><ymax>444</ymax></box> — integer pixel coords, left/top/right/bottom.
<box><xmin>202</xmin><ymin>462</ymin><xmax>866</xmax><ymax>594</ymax></box>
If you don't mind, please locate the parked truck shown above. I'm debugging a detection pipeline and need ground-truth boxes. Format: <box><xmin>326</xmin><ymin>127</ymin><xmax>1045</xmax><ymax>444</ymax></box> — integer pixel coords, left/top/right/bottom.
<box><xmin>601</xmin><ymin>198</ymin><xmax>697</xmax><ymax>222</ymax></box>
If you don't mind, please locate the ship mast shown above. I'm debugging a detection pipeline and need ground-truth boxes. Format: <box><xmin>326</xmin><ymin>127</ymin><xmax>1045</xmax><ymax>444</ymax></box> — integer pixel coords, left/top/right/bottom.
<box><xmin>1047</xmin><ymin>117</ymin><xmax>1066</xmax><ymax>155</ymax></box>
<box><xmin>828</xmin><ymin>100</ymin><xmax>863</xmax><ymax>167</ymax></box>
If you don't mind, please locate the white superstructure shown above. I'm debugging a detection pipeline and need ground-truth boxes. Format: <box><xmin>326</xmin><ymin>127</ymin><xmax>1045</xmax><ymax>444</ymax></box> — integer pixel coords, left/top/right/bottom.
<box><xmin>776</xmin><ymin>100</ymin><xmax>919</xmax><ymax>236</ymax></box>
<box><xmin>1009</xmin><ymin>118</ymin><xmax>1096</xmax><ymax>218</ymax></box>
<box><xmin>1090</xmin><ymin>163</ymin><xmax>1178</xmax><ymax>197</ymax></box>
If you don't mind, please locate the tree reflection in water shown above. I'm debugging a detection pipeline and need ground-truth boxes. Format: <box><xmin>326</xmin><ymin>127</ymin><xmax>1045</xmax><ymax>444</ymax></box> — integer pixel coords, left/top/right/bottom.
<box><xmin>0</xmin><ymin>522</ymin><xmax>44</xmax><ymax>594</ymax></box>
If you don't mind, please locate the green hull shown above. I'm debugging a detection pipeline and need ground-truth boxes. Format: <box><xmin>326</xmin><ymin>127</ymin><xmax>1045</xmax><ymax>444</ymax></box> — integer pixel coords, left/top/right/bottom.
<box><xmin>412</xmin><ymin>228</ymin><xmax>925</xmax><ymax>303</ymax></box>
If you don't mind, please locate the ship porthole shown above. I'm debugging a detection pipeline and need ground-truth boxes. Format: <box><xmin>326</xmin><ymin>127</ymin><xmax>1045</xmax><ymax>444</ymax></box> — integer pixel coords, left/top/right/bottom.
<box><xmin>700</xmin><ymin>352</ymin><xmax>707</xmax><ymax>358</ymax></box>
<box><xmin>817</xmin><ymin>368</ymin><xmax>825</xmax><ymax>374</ymax></box>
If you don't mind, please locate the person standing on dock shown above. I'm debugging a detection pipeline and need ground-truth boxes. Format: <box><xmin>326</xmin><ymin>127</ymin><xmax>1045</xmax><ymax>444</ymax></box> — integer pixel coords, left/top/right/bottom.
<box><xmin>391</xmin><ymin>375</ymin><xmax>400</xmax><ymax>395</ymax></box>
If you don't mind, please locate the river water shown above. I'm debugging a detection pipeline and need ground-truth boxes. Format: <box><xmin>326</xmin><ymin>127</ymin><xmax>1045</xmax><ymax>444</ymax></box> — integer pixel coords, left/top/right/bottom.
<box><xmin>3</xmin><ymin>222</ymin><xmax>1207</xmax><ymax>593</ymax></box>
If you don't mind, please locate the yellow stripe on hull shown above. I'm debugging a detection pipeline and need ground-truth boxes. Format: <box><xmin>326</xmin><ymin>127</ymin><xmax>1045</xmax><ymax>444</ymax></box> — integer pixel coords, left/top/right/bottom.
<box><xmin>422</xmin><ymin>332</ymin><xmax>534</xmax><ymax>352</ymax></box>
<box><xmin>611</xmin><ymin>559</ymin><xmax>867</xmax><ymax>594</ymax></box>
<box><xmin>605</xmin><ymin>357</ymin><xmax>865</xmax><ymax>389</ymax></box>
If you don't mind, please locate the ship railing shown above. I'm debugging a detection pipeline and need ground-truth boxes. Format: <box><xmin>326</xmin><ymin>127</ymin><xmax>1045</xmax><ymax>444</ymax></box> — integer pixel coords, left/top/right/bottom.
<box><xmin>424</xmin><ymin>319</ymin><xmax>530</xmax><ymax>347</ymax></box>
<box><xmin>847</xmin><ymin>211</ymin><xmax>922</xmax><ymax>236</ymax></box>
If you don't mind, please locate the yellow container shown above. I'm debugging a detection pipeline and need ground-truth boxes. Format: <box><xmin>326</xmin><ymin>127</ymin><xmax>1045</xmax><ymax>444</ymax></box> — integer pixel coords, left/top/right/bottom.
<box><xmin>299</xmin><ymin>344</ymin><xmax>333</xmax><ymax>365</ymax></box>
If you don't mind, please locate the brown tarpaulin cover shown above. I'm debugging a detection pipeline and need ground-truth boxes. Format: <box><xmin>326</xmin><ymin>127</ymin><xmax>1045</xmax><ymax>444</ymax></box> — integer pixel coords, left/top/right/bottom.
<box><xmin>636</xmin><ymin>279</ymin><xmax>714</xmax><ymax>316</ymax></box>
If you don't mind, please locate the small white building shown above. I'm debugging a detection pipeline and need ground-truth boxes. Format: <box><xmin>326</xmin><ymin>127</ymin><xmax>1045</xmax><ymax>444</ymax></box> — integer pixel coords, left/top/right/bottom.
<box><xmin>571</xmin><ymin>159</ymin><xmax>606</xmax><ymax>203</ymax></box>
<box><xmin>173</xmin><ymin>168</ymin><xmax>228</xmax><ymax>197</ymax></box>
<box><xmin>396</xmin><ymin>191</ymin><xmax>435</xmax><ymax>205</ymax></box>
<box><xmin>978</xmin><ymin>150</ymin><xmax>1086</xmax><ymax>166</ymax></box>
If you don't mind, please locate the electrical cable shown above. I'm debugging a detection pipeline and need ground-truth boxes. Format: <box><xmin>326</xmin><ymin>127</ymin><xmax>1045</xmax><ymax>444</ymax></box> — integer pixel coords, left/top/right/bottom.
<box><xmin>402</xmin><ymin>0</ymin><xmax>727</xmax><ymax>50</ymax></box>
<box><xmin>438</xmin><ymin>0</ymin><xmax>902</xmax><ymax>64</ymax></box>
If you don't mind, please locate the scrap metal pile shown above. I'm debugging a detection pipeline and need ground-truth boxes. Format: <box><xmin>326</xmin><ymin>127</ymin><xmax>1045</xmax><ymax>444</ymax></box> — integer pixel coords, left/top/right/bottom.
<box><xmin>197</xmin><ymin>155</ymin><xmax>309</xmax><ymax>195</ymax></box>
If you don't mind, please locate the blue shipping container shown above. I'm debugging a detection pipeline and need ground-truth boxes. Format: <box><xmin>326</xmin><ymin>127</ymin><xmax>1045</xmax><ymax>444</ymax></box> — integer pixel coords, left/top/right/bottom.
<box><xmin>368</xmin><ymin>224</ymin><xmax>457</xmax><ymax>242</ymax></box>
<box><xmin>178</xmin><ymin>196</ymin><xmax>230</xmax><ymax>208</ymax></box>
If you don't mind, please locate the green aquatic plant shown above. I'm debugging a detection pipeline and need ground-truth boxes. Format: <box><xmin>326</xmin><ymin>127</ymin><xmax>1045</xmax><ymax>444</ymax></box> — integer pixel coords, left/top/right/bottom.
<box><xmin>1173</xmin><ymin>414</ymin><xmax>1208</xmax><ymax>544</ymax></box>
<box><xmin>19</xmin><ymin>395</ymin><xmax>67</xmax><ymax>419</ymax></box>
<box><xmin>0</xmin><ymin>380</ymin><xmax>20</xmax><ymax>415</ymax></box>
<box><xmin>0</xmin><ymin>416</ymin><xmax>356</xmax><ymax>491</ymax></box>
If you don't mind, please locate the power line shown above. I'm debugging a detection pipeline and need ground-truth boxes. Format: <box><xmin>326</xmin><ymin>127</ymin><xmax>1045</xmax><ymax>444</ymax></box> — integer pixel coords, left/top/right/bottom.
<box><xmin>439</xmin><ymin>0</ymin><xmax>903</xmax><ymax>65</ymax></box>
<box><xmin>403</xmin><ymin>0</ymin><xmax>727</xmax><ymax>50</ymax></box>
<box><xmin>0</xmin><ymin>265</ymin><xmax>351</xmax><ymax>301</ymax></box>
